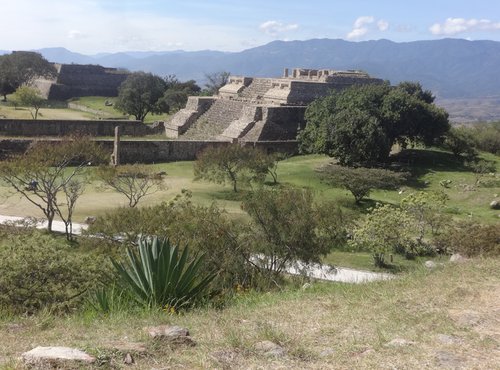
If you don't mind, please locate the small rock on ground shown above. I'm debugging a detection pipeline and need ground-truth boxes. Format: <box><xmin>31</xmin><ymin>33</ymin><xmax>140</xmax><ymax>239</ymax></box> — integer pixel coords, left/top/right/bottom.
<box><xmin>146</xmin><ymin>325</ymin><xmax>195</xmax><ymax>346</ymax></box>
<box><xmin>21</xmin><ymin>346</ymin><xmax>95</xmax><ymax>366</ymax></box>
<box><xmin>253</xmin><ymin>340</ymin><xmax>286</xmax><ymax>357</ymax></box>
<box><xmin>425</xmin><ymin>260</ymin><xmax>437</xmax><ymax>269</ymax></box>
<box><xmin>385</xmin><ymin>338</ymin><xmax>416</xmax><ymax>347</ymax></box>
<box><xmin>450</xmin><ymin>253</ymin><xmax>467</xmax><ymax>263</ymax></box>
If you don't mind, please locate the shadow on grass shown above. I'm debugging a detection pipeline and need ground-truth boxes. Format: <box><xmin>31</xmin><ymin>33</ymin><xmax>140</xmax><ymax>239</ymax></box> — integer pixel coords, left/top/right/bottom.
<box><xmin>337</xmin><ymin>197</ymin><xmax>392</xmax><ymax>214</ymax></box>
<box><xmin>391</xmin><ymin>149</ymin><xmax>469</xmax><ymax>176</ymax></box>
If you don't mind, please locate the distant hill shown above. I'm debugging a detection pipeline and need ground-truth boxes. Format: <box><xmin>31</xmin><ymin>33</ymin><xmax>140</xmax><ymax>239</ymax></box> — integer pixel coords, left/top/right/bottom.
<box><xmin>3</xmin><ymin>38</ymin><xmax>500</xmax><ymax>100</ymax></box>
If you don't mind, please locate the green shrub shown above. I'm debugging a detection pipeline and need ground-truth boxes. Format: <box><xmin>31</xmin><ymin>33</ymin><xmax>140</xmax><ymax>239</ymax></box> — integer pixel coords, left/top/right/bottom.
<box><xmin>241</xmin><ymin>187</ymin><xmax>347</xmax><ymax>275</ymax></box>
<box><xmin>434</xmin><ymin>221</ymin><xmax>500</xmax><ymax>257</ymax></box>
<box><xmin>443</xmin><ymin>126</ymin><xmax>478</xmax><ymax>159</ymax></box>
<box><xmin>87</xmin><ymin>192</ymin><xmax>254</xmax><ymax>291</ymax></box>
<box><xmin>111</xmin><ymin>237</ymin><xmax>215</xmax><ymax>309</ymax></box>
<box><xmin>0</xmin><ymin>229</ymin><xmax>108</xmax><ymax>314</ymax></box>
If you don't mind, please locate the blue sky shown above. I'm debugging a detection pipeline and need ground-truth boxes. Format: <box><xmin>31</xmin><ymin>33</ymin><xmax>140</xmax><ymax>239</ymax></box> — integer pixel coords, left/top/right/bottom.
<box><xmin>3</xmin><ymin>0</ymin><xmax>500</xmax><ymax>53</ymax></box>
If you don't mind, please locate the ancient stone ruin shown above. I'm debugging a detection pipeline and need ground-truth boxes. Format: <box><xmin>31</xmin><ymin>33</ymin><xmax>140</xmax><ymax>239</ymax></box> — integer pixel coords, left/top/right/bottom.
<box><xmin>166</xmin><ymin>68</ymin><xmax>383</xmax><ymax>142</ymax></box>
<box><xmin>34</xmin><ymin>63</ymin><xmax>129</xmax><ymax>100</ymax></box>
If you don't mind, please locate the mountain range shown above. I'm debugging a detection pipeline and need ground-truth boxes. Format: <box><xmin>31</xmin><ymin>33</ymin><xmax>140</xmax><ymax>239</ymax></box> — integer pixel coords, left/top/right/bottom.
<box><xmin>2</xmin><ymin>38</ymin><xmax>500</xmax><ymax>100</ymax></box>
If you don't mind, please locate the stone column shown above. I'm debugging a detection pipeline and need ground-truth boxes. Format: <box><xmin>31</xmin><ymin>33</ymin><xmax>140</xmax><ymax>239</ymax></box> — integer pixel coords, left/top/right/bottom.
<box><xmin>283</xmin><ymin>68</ymin><xmax>289</xmax><ymax>78</ymax></box>
<box><xmin>112</xmin><ymin>126</ymin><xmax>120</xmax><ymax>166</ymax></box>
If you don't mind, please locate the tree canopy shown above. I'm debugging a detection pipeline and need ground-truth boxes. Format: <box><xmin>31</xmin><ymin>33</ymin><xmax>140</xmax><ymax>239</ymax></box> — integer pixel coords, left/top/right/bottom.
<box><xmin>0</xmin><ymin>51</ymin><xmax>56</xmax><ymax>101</ymax></box>
<box><xmin>13</xmin><ymin>86</ymin><xmax>46</xmax><ymax>119</ymax></box>
<box><xmin>115</xmin><ymin>72</ymin><xmax>167</xmax><ymax>122</ymax></box>
<box><xmin>115</xmin><ymin>72</ymin><xmax>201</xmax><ymax>121</ymax></box>
<box><xmin>298</xmin><ymin>82</ymin><xmax>450</xmax><ymax>165</ymax></box>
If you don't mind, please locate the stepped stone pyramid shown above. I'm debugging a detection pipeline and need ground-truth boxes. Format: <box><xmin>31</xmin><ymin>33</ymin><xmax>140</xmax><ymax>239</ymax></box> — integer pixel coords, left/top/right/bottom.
<box><xmin>165</xmin><ymin>68</ymin><xmax>383</xmax><ymax>142</ymax></box>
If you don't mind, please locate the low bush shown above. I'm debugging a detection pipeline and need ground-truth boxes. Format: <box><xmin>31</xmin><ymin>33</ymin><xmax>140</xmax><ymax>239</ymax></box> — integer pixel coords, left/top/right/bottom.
<box><xmin>434</xmin><ymin>221</ymin><xmax>500</xmax><ymax>257</ymax></box>
<box><xmin>0</xmin><ymin>228</ymin><xmax>109</xmax><ymax>314</ymax></box>
<box><xmin>87</xmin><ymin>191</ymin><xmax>254</xmax><ymax>292</ymax></box>
<box><xmin>317</xmin><ymin>163</ymin><xmax>408</xmax><ymax>203</ymax></box>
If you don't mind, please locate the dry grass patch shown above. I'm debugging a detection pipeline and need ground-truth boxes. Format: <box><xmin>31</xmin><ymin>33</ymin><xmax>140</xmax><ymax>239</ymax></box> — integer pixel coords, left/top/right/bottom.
<box><xmin>0</xmin><ymin>258</ymin><xmax>498</xmax><ymax>369</ymax></box>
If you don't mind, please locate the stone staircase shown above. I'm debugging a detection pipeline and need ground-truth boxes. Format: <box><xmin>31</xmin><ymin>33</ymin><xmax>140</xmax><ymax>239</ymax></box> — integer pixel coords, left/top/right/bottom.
<box><xmin>219</xmin><ymin>106</ymin><xmax>262</xmax><ymax>141</ymax></box>
<box><xmin>182</xmin><ymin>99</ymin><xmax>246</xmax><ymax>140</ymax></box>
<box><xmin>238</xmin><ymin>79</ymin><xmax>273</xmax><ymax>101</ymax></box>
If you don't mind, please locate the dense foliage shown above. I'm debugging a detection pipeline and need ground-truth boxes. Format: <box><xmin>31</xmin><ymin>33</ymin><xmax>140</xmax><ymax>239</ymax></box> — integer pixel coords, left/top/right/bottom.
<box><xmin>351</xmin><ymin>191</ymin><xmax>452</xmax><ymax>266</ymax></box>
<box><xmin>115</xmin><ymin>72</ymin><xmax>200</xmax><ymax>121</ymax></box>
<box><xmin>194</xmin><ymin>145</ymin><xmax>276</xmax><ymax>192</ymax></box>
<box><xmin>435</xmin><ymin>221</ymin><xmax>500</xmax><ymax>257</ymax></box>
<box><xmin>0</xmin><ymin>228</ymin><xmax>108</xmax><ymax>313</ymax></box>
<box><xmin>0</xmin><ymin>51</ymin><xmax>56</xmax><ymax>101</ymax></box>
<box><xmin>443</xmin><ymin>122</ymin><xmax>500</xmax><ymax>156</ymax></box>
<box><xmin>299</xmin><ymin>82</ymin><xmax>450</xmax><ymax>165</ymax></box>
<box><xmin>241</xmin><ymin>187</ymin><xmax>348</xmax><ymax>275</ymax></box>
<box><xmin>87</xmin><ymin>192</ymin><xmax>253</xmax><ymax>290</ymax></box>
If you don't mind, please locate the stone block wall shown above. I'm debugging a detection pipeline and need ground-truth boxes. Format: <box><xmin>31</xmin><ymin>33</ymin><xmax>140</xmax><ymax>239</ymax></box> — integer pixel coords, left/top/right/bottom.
<box><xmin>0</xmin><ymin>138</ymin><xmax>299</xmax><ymax>163</ymax></box>
<box><xmin>0</xmin><ymin>119</ymin><xmax>162</xmax><ymax>137</ymax></box>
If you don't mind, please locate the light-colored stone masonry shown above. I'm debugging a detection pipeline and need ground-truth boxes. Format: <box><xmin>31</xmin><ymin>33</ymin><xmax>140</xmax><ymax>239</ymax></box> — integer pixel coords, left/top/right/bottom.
<box><xmin>166</xmin><ymin>67</ymin><xmax>383</xmax><ymax>142</ymax></box>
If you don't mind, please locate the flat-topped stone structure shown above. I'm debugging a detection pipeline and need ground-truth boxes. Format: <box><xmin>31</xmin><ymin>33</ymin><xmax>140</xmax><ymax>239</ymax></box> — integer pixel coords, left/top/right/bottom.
<box><xmin>165</xmin><ymin>67</ymin><xmax>382</xmax><ymax>142</ymax></box>
<box><xmin>34</xmin><ymin>63</ymin><xmax>129</xmax><ymax>100</ymax></box>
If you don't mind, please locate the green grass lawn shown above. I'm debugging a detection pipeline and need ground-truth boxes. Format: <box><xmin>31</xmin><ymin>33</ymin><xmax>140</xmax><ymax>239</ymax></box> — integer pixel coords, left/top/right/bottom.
<box><xmin>70</xmin><ymin>96</ymin><xmax>171</xmax><ymax>123</ymax></box>
<box><xmin>0</xmin><ymin>96</ymin><xmax>170</xmax><ymax>123</ymax></box>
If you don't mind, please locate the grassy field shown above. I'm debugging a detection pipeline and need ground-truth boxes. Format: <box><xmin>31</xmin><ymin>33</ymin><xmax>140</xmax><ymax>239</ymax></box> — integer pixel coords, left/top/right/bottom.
<box><xmin>0</xmin><ymin>150</ymin><xmax>498</xmax><ymax>224</ymax></box>
<box><xmin>0</xmin><ymin>96</ymin><xmax>170</xmax><ymax>123</ymax></box>
<box><xmin>0</xmin><ymin>257</ymin><xmax>498</xmax><ymax>369</ymax></box>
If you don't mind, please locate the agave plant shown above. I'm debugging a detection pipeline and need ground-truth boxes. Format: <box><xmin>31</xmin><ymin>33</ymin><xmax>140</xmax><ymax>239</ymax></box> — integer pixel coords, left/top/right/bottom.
<box><xmin>111</xmin><ymin>237</ymin><xmax>215</xmax><ymax>309</ymax></box>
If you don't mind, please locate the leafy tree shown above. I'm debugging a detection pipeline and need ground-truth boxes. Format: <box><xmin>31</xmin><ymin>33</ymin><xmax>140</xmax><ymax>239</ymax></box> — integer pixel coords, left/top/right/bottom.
<box><xmin>203</xmin><ymin>71</ymin><xmax>230</xmax><ymax>95</ymax></box>
<box><xmin>299</xmin><ymin>82</ymin><xmax>450</xmax><ymax>165</ymax></box>
<box><xmin>241</xmin><ymin>187</ymin><xmax>347</xmax><ymax>276</ymax></box>
<box><xmin>0</xmin><ymin>137</ymin><xmax>107</xmax><ymax>238</ymax></box>
<box><xmin>400</xmin><ymin>191</ymin><xmax>450</xmax><ymax>244</ymax></box>
<box><xmin>0</xmin><ymin>51</ymin><xmax>56</xmax><ymax>101</ymax></box>
<box><xmin>318</xmin><ymin>163</ymin><xmax>407</xmax><ymax>203</ymax></box>
<box><xmin>115</xmin><ymin>72</ymin><xmax>167</xmax><ymax>122</ymax></box>
<box><xmin>159</xmin><ymin>75</ymin><xmax>200</xmax><ymax>113</ymax></box>
<box><xmin>97</xmin><ymin>164</ymin><xmax>165</xmax><ymax>207</ymax></box>
<box><xmin>443</xmin><ymin>126</ymin><xmax>478</xmax><ymax>159</ymax></box>
<box><xmin>194</xmin><ymin>145</ymin><xmax>273</xmax><ymax>192</ymax></box>
<box><xmin>350</xmin><ymin>204</ymin><xmax>413</xmax><ymax>267</ymax></box>
<box><xmin>13</xmin><ymin>85</ymin><xmax>46</xmax><ymax>119</ymax></box>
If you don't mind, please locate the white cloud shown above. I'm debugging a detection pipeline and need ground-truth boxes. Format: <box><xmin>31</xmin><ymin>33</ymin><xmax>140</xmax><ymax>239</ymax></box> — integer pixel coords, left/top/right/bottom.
<box><xmin>347</xmin><ymin>27</ymin><xmax>369</xmax><ymax>40</ymax></box>
<box><xmin>377</xmin><ymin>20</ymin><xmax>389</xmax><ymax>32</ymax></box>
<box><xmin>354</xmin><ymin>16</ymin><xmax>374</xmax><ymax>29</ymax></box>
<box><xmin>259</xmin><ymin>20</ymin><xmax>299</xmax><ymax>36</ymax></box>
<box><xmin>430</xmin><ymin>18</ymin><xmax>500</xmax><ymax>36</ymax></box>
<box><xmin>347</xmin><ymin>16</ymin><xmax>389</xmax><ymax>40</ymax></box>
<box><xmin>67</xmin><ymin>30</ymin><xmax>87</xmax><ymax>39</ymax></box>
<box><xmin>0</xmin><ymin>0</ymin><xmax>253</xmax><ymax>53</ymax></box>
